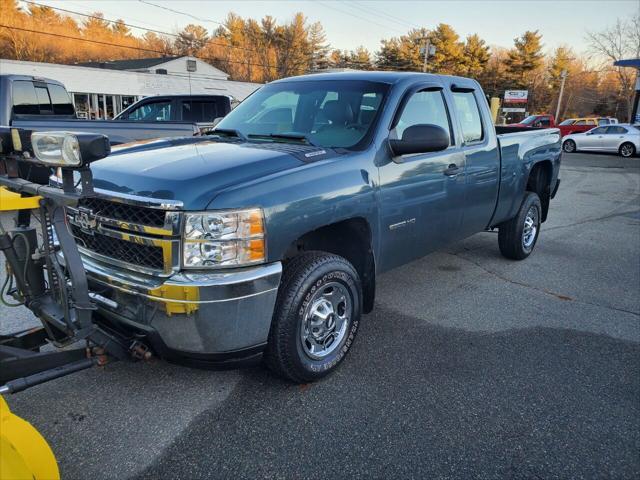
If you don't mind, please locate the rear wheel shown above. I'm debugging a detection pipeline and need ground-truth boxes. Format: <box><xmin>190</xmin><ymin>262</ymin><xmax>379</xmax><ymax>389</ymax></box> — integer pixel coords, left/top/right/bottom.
<box><xmin>619</xmin><ymin>142</ymin><xmax>636</xmax><ymax>158</ymax></box>
<box><xmin>265</xmin><ymin>252</ymin><xmax>362</xmax><ymax>383</ymax></box>
<box><xmin>498</xmin><ymin>192</ymin><xmax>542</xmax><ymax>260</ymax></box>
<box><xmin>562</xmin><ymin>139</ymin><xmax>576</xmax><ymax>153</ymax></box>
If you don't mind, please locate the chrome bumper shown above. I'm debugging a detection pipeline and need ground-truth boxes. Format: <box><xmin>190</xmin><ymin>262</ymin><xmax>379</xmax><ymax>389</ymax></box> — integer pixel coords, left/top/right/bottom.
<box><xmin>79</xmin><ymin>254</ymin><xmax>282</xmax><ymax>358</ymax></box>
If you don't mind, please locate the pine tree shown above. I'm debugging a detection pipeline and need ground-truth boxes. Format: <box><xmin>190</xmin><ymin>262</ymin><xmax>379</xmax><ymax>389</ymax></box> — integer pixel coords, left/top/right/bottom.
<box><xmin>504</xmin><ymin>30</ymin><xmax>544</xmax><ymax>88</ymax></box>
<box><xmin>462</xmin><ymin>34</ymin><xmax>490</xmax><ymax>78</ymax></box>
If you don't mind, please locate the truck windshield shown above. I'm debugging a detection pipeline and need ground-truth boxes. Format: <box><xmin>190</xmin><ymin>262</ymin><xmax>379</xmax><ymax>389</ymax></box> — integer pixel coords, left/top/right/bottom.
<box><xmin>559</xmin><ymin>119</ymin><xmax>575</xmax><ymax>125</ymax></box>
<box><xmin>214</xmin><ymin>80</ymin><xmax>389</xmax><ymax>149</ymax></box>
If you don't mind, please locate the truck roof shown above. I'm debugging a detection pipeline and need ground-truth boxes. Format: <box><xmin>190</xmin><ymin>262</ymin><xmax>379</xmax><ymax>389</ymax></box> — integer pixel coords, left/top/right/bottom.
<box><xmin>0</xmin><ymin>74</ymin><xmax>66</xmax><ymax>87</ymax></box>
<box><xmin>271</xmin><ymin>70</ymin><xmax>475</xmax><ymax>85</ymax></box>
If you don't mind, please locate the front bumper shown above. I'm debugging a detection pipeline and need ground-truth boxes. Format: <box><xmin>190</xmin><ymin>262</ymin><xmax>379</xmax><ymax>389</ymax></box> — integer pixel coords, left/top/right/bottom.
<box><xmin>79</xmin><ymin>253</ymin><xmax>282</xmax><ymax>367</ymax></box>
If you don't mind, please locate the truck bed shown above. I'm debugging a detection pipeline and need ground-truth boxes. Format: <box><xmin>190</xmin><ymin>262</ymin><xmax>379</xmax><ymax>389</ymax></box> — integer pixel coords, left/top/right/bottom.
<box><xmin>492</xmin><ymin>127</ymin><xmax>562</xmax><ymax>226</ymax></box>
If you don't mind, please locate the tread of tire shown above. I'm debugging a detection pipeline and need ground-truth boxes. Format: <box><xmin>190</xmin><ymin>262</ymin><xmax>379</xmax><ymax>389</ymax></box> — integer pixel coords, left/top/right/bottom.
<box><xmin>498</xmin><ymin>192</ymin><xmax>540</xmax><ymax>260</ymax></box>
<box><xmin>265</xmin><ymin>251</ymin><xmax>355</xmax><ymax>382</ymax></box>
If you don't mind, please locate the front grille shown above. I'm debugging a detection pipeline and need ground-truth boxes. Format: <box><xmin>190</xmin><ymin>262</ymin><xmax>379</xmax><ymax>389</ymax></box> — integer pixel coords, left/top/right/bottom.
<box><xmin>71</xmin><ymin>225</ymin><xmax>164</xmax><ymax>270</ymax></box>
<box><xmin>78</xmin><ymin>198</ymin><xmax>167</xmax><ymax>228</ymax></box>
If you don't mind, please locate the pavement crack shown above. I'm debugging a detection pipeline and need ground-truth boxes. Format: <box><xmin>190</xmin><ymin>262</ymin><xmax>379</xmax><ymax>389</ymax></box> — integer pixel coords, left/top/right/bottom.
<box><xmin>449</xmin><ymin>250</ymin><xmax>640</xmax><ymax>318</ymax></box>
<box><xmin>545</xmin><ymin>208</ymin><xmax>640</xmax><ymax>232</ymax></box>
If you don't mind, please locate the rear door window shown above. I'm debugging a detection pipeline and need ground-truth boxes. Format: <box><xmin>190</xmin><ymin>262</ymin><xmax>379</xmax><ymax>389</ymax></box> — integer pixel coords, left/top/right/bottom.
<box><xmin>181</xmin><ymin>100</ymin><xmax>221</xmax><ymax>122</ymax></box>
<box><xmin>452</xmin><ymin>91</ymin><xmax>483</xmax><ymax>143</ymax></box>
<box><xmin>47</xmin><ymin>84</ymin><xmax>75</xmax><ymax>115</ymax></box>
<box><xmin>35</xmin><ymin>86</ymin><xmax>53</xmax><ymax>114</ymax></box>
<box><xmin>12</xmin><ymin>81</ymin><xmax>39</xmax><ymax>115</ymax></box>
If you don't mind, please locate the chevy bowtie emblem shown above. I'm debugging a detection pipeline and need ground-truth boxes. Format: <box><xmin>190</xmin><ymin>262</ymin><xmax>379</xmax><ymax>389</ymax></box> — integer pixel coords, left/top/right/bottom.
<box><xmin>74</xmin><ymin>208</ymin><xmax>98</xmax><ymax>232</ymax></box>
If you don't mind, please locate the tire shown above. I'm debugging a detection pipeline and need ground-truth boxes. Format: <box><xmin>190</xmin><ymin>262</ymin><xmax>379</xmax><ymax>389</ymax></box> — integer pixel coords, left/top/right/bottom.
<box><xmin>498</xmin><ymin>192</ymin><xmax>542</xmax><ymax>260</ymax></box>
<box><xmin>265</xmin><ymin>252</ymin><xmax>362</xmax><ymax>383</ymax></box>
<box><xmin>562</xmin><ymin>139</ymin><xmax>576</xmax><ymax>153</ymax></box>
<box><xmin>619</xmin><ymin>142</ymin><xmax>636</xmax><ymax>158</ymax></box>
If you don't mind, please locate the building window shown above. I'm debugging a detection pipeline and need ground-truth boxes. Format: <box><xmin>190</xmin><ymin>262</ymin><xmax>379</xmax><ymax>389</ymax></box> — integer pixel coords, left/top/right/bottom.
<box><xmin>186</xmin><ymin>59</ymin><xmax>197</xmax><ymax>72</ymax></box>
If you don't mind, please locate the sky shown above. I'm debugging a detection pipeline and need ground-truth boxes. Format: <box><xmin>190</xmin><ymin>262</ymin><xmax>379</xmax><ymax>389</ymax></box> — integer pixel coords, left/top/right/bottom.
<box><xmin>34</xmin><ymin>0</ymin><xmax>640</xmax><ymax>56</ymax></box>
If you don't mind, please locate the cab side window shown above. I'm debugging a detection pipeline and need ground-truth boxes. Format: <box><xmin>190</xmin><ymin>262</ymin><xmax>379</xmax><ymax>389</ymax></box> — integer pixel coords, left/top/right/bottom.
<box><xmin>127</xmin><ymin>100</ymin><xmax>172</xmax><ymax>121</ymax></box>
<box><xmin>452</xmin><ymin>91</ymin><xmax>483</xmax><ymax>143</ymax></box>
<box><xmin>395</xmin><ymin>89</ymin><xmax>452</xmax><ymax>144</ymax></box>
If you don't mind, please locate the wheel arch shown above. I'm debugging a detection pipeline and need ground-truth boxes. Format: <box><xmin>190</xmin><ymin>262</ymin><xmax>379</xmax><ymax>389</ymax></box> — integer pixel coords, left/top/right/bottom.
<box><xmin>282</xmin><ymin>217</ymin><xmax>376</xmax><ymax>313</ymax></box>
<box><xmin>526</xmin><ymin>160</ymin><xmax>553</xmax><ymax>222</ymax></box>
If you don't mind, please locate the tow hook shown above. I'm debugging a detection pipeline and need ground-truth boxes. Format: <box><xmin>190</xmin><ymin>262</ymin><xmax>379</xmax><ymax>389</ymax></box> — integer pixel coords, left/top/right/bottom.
<box><xmin>129</xmin><ymin>341</ymin><xmax>152</xmax><ymax>361</ymax></box>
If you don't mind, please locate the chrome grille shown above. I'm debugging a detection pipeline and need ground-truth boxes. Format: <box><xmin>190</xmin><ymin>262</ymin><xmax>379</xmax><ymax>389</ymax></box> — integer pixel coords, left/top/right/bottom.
<box><xmin>78</xmin><ymin>197</ymin><xmax>167</xmax><ymax>228</ymax></box>
<box><xmin>71</xmin><ymin>225</ymin><xmax>165</xmax><ymax>270</ymax></box>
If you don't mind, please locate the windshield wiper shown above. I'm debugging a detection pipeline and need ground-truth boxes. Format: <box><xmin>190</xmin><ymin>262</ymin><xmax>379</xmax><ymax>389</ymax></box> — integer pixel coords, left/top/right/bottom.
<box><xmin>247</xmin><ymin>133</ymin><xmax>317</xmax><ymax>146</ymax></box>
<box><xmin>207</xmin><ymin>128</ymin><xmax>246</xmax><ymax>140</ymax></box>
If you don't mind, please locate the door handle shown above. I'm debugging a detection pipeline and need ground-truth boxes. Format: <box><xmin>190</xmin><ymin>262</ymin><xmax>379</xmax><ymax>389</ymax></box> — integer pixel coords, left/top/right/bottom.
<box><xmin>443</xmin><ymin>163</ymin><xmax>460</xmax><ymax>177</ymax></box>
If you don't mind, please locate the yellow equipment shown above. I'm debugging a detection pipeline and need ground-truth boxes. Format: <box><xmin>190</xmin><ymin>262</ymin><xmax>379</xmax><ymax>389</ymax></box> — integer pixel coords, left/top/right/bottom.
<box><xmin>0</xmin><ymin>186</ymin><xmax>42</xmax><ymax>211</ymax></box>
<box><xmin>0</xmin><ymin>396</ymin><xmax>60</xmax><ymax>479</ymax></box>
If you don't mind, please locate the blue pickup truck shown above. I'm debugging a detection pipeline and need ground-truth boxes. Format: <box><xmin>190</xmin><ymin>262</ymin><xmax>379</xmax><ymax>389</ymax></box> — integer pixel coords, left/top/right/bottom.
<box><xmin>0</xmin><ymin>71</ymin><xmax>561</xmax><ymax>384</ymax></box>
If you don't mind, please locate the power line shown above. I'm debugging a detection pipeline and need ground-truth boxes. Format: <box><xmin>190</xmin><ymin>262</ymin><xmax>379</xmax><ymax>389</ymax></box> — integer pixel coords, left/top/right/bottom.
<box><xmin>314</xmin><ymin>1</ymin><xmax>407</xmax><ymax>35</ymax></box>
<box><xmin>20</xmin><ymin>0</ymin><xmax>258</xmax><ymax>55</ymax></box>
<box><xmin>0</xmin><ymin>24</ymin><xmax>278</xmax><ymax>70</ymax></box>
<box><xmin>137</xmin><ymin>0</ymin><xmax>227</xmax><ymax>27</ymax></box>
<box><xmin>349</xmin><ymin>1</ymin><xmax>423</xmax><ymax>31</ymax></box>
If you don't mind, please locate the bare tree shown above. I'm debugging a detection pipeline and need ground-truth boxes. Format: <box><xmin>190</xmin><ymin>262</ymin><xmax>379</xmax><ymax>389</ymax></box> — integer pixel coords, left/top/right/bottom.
<box><xmin>586</xmin><ymin>13</ymin><xmax>640</xmax><ymax>120</ymax></box>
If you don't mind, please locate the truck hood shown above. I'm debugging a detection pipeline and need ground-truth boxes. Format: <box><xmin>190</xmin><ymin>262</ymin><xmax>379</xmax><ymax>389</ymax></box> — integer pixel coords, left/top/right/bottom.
<box><xmin>91</xmin><ymin>140</ymin><xmax>310</xmax><ymax>209</ymax></box>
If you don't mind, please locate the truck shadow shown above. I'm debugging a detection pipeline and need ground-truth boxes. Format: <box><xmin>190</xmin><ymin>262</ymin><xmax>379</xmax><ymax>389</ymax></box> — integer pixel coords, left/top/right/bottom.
<box><xmin>138</xmin><ymin>304</ymin><xmax>640</xmax><ymax>480</ymax></box>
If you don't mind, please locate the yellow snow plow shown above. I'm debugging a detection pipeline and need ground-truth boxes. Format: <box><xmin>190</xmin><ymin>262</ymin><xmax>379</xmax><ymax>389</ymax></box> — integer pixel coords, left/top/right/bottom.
<box><xmin>0</xmin><ymin>395</ymin><xmax>59</xmax><ymax>480</ymax></box>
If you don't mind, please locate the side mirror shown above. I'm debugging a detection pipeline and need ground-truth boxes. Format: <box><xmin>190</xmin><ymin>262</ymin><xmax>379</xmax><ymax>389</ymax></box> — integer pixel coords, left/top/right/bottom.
<box><xmin>389</xmin><ymin>124</ymin><xmax>449</xmax><ymax>158</ymax></box>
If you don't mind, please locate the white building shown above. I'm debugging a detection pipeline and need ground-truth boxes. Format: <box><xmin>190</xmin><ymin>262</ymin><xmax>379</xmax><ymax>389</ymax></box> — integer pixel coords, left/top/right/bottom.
<box><xmin>0</xmin><ymin>56</ymin><xmax>260</xmax><ymax>119</ymax></box>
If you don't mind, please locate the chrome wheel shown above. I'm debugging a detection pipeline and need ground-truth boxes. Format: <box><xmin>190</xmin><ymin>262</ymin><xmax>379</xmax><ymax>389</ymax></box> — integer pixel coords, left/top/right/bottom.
<box><xmin>300</xmin><ymin>282</ymin><xmax>351</xmax><ymax>360</ymax></box>
<box><xmin>522</xmin><ymin>206</ymin><xmax>539</xmax><ymax>251</ymax></box>
<box><xmin>620</xmin><ymin>144</ymin><xmax>634</xmax><ymax>157</ymax></box>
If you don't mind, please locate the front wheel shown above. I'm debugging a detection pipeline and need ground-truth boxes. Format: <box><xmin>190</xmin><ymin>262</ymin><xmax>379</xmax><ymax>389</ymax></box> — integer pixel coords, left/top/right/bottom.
<box><xmin>265</xmin><ymin>252</ymin><xmax>362</xmax><ymax>383</ymax></box>
<box><xmin>498</xmin><ymin>192</ymin><xmax>542</xmax><ymax>260</ymax></box>
<box><xmin>619</xmin><ymin>142</ymin><xmax>636</xmax><ymax>158</ymax></box>
<box><xmin>562</xmin><ymin>139</ymin><xmax>576</xmax><ymax>153</ymax></box>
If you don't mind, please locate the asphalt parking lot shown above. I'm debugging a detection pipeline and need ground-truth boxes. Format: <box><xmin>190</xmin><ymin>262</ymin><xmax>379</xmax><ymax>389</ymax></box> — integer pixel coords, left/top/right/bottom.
<box><xmin>1</xmin><ymin>151</ymin><xmax>639</xmax><ymax>479</ymax></box>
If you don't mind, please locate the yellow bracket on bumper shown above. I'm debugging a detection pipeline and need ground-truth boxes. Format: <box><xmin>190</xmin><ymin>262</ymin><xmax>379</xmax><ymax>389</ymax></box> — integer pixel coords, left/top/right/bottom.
<box><xmin>0</xmin><ymin>187</ymin><xmax>42</xmax><ymax>211</ymax></box>
<box><xmin>148</xmin><ymin>284</ymin><xmax>200</xmax><ymax>316</ymax></box>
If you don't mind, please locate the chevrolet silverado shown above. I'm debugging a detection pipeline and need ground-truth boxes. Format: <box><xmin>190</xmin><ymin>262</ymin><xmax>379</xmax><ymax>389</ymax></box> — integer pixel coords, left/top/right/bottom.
<box><xmin>0</xmin><ymin>71</ymin><xmax>561</xmax><ymax>385</ymax></box>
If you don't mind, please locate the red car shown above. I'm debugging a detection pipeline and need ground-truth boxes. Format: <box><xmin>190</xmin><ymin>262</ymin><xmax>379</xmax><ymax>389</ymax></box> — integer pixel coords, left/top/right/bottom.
<box><xmin>508</xmin><ymin>114</ymin><xmax>618</xmax><ymax>137</ymax></box>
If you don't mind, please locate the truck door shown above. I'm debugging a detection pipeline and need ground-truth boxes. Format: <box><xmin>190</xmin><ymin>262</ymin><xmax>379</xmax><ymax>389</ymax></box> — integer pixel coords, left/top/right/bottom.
<box><xmin>449</xmin><ymin>87</ymin><xmax>500</xmax><ymax>237</ymax></box>
<box><xmin>378</xmin><ymin>85</ymin><xmax>466</xmax><ymax>271</ymax></box>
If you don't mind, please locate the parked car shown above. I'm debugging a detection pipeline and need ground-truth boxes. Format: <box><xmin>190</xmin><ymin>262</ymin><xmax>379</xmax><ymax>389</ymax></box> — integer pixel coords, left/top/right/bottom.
<box><xmin>0</xmin><ymin>75</ymin><xmax>232</xmax><ymax>145</ymax></box>
<box><xmin>507</xmin><ymin>114</ymin><xmax>619</xmax><ymax>137</ymax></box>
<box><xmin>1</xmin><ymin>71</ymin><xmax>562</xmax><ymax>384</ymax></box>
<box><xmin>507</xmin><ymin>114</ymin><xmax>556</xmax><ymax>128</ymax></box>
<box><xmin>562</xmin><ymin>124</ymin><xmax>639</xmax><ymax>157</ymax></box>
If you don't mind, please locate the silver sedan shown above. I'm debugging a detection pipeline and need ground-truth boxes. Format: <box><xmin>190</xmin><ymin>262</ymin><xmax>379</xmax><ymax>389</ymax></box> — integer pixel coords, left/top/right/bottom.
<box><xmin>562</xmin><ymin>124</ymin><xmax>639</xmax><ymax>157</ymax></box>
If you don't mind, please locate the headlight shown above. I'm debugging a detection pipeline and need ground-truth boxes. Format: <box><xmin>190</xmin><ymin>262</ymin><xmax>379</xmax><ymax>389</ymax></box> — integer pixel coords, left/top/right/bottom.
<box><xmin>182</xmin><ymin>208</ymin><xmax>265</xmax><ymax>268</ymax></box>
<box><xmin>31</xmin><ymin>132</ymin><xmax>81</xmax><ymax>166</ymax></box>
<box><xmin>30</xmin><ymin>131</ymin><xmax>110</xmax><ymax>167</ymax></box>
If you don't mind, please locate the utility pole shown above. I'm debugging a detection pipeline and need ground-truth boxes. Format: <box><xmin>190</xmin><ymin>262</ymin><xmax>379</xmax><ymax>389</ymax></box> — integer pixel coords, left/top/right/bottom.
<box><xmin>420</xmin><ymin>38</ymin><xmax>436</xmax><ymax>73</ymax></box>
<box><xmin>555</xmin><ymin>69</ymin><xmax>568</xmax><ymax>120</ymax></box>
